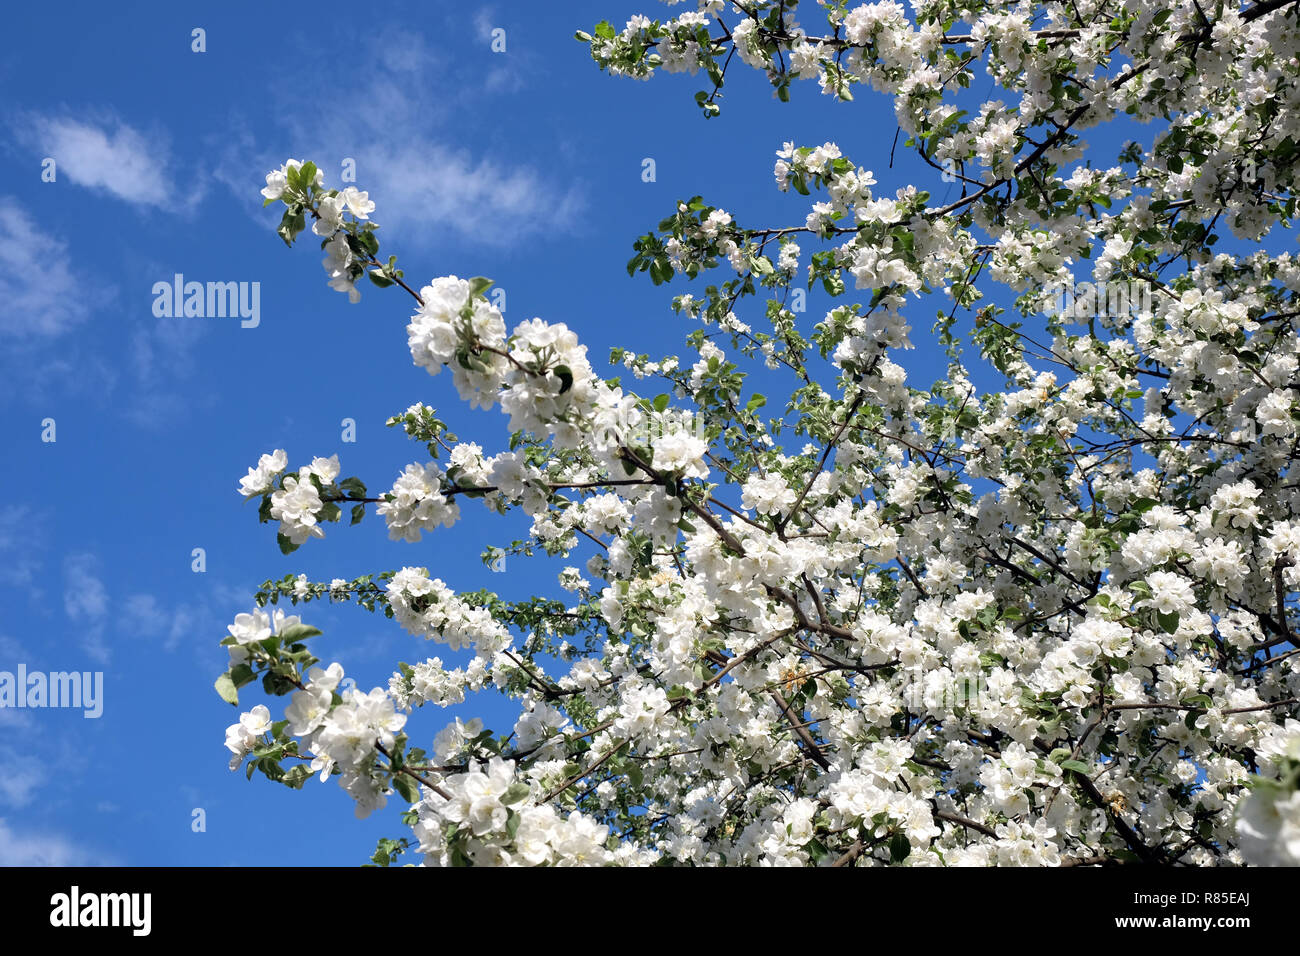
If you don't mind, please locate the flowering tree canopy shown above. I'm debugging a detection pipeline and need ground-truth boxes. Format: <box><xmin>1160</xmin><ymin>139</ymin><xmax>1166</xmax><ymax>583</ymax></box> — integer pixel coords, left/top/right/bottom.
<box><xmin>219</xmin><ymin>0</ymin><xmax>1300</xmax><ymax>866</ymax></box>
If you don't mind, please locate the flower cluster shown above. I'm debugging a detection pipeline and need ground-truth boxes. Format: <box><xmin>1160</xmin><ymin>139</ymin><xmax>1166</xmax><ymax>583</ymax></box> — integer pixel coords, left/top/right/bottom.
<box><xmin>385</xmin><ymin>567</ymin><xmax>513</xmax><ymax>658</ymax></box>
<box><xmin>412</xmin><ymin>757</ymin><xmax>645</xmax><ymax>866</ymax></box>
<box><xmin>261</xmin><ymin>157</ymin><xmax>383</xmax><ymax>304</ymax></box>
<box><xmin>1235</xmin><ymin>723</ymin><xmax>1300</xmax><ymax>866</ymax></box>
<box><xmin>375</xmin><ymin>463</ymin><xmax>460</xmax><ymax>542</ymax></box>
<box><xmin>236</xmin><ymin>450</ymin><xmax>373</xmax><ymax>553</ymax></box>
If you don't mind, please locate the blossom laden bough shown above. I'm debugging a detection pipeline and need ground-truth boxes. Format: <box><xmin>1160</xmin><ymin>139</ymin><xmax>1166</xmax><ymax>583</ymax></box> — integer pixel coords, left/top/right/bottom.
<box><xmin>219</xmin><ymin>0</ymin><xmax>1300</xmax><ymax>866</ymax></box>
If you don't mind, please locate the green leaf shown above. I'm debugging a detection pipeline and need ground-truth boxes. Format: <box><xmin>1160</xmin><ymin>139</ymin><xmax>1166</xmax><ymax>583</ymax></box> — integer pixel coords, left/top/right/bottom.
<box><xmin>1061</xmin><ymin>760</ymin><xmax>1091</xmax><ymax>775</ymax></box>
<box><xmin>277</xmin><ymin>206</ymin><xmax>306</xmax><ymax>247</ymax></box>
<box><xmin>214</xmin><ymin>672</ymin><xmax>239</xmax><ymax>706</ymax></box>
<box><xmin>554</xmin><ymin>365</ymin><xmax>574</xmax><ymax>395</ymax></box>
<box><xmin>804</xmin><ymin>837</ymin><xmax>830</xmax><ymax>863</ymax></box>
<box><xmin>501</xmin><ymin>782</ymin><xmax>532</xmax><ymax>805</ymax></box>
<box><xmin>392</xmin><ymin>774</ymin><xmax>419</xmax><ymax>804</ymax></box>
<box><xmin>279</xmin><ymin>623</ymin><xmax>322</xmax><ymax>643</ymax></box>
<box><xmin>889</xmin><ymin>831</ymin><xmax>911</xmax><ymax>863</ymax></box>
<box><xmin>653</xmin><ymin>393</ymin><xmax>670</xmax><ymax>412</ymax></box>
<box><xmin>1156</xmin><ymin>610</ymin><xmax>1180</xmax><ymax>634</ymax></box>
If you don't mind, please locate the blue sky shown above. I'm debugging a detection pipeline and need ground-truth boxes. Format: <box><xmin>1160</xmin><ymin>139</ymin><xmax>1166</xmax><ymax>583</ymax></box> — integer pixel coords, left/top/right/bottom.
<box><xmin>0</xmin><ymin>2</ymin><xmax>1189</xmax><ymax>866</ymax></box>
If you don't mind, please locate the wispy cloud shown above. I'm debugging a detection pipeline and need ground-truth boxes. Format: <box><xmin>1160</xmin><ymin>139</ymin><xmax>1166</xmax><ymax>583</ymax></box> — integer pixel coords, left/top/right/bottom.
<box><xmin>0</xmin><ymin>506</ymin><xmax>44</xmax><ymax>594</ymax></box>
<box><xmin>0</xmin><ymin>115</ymin><xmax>200</xmax><ymax>414</ymax></box>
<box><xmin>123</xmin><ymin>308</ymin><xmax>210</xmax><ymax>428</ymax></box>
<box><xmin>217</xmin><ymin>21</ymin><xmax>581</xmax><ymax>248</ymax></box>
<box><xmin>0</xmin><ymin>202</ymin><xmax>128</xmax><ymax>411</ymax></box>
<box><xmin>63</xmin><ymin>552</ymin><xmax>110</xmax><ymax>663</ymax></box>
<box><xmin>0</xmin><ymin>748</ymin><xmax>42</xmax><ymax>808</ymax></box>
<box><xmin>359</xmin><ymin>143</ymin><xmax>584</xmax><ymax>244</ymax></box>
<box><xmin>121</xmin><ymin>580</ymin><xmax>252</xmax><ymax>660</ymax></box>
<box><xmin>0</xmin><ymin>817</ymin><xmax>110</xmax><ymax>866</ymax></box>
<box><xmin>63</xmin><ymin>553</ymin><xmax>108</xmax><ymax>620</ymax></box>
<box><xmin>17</xmin><ymin>113</ymin><xmax>178</xmax><ymax>208</ymax></box>
<box><xmin>473</xmin><ymin>7</ymin><xmax>497</xmax><ymax>41</ymax></box>
<box><xmin>0</xmin><ymin>203</ymin><xmax>85</xmax><ymax>339</ymax></box>
<box><xmin>0</xmin><ymin>634</ymin><xmax>30</xmax><ymax>660</ymax></box>
<box><xmin>122</xmin><ymin>593</ymin><xmax>188</xmax><ymax>652</ymax></box>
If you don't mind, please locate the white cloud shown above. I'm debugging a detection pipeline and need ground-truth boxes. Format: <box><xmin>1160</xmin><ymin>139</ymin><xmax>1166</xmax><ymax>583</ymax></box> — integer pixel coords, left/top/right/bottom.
<box><xmin>122</xmin><ymin>594</ymin><xmax>164</xmax><ymax>634</ymax></box>
<box><xmin>121</xmin><ymin>580</ymin><xmax>250</xmax><ymax>657</ymax></box>
<box><xmin>0</xmin><ymin>344</ymin><xmax>120</xmax><ymax>409</ymax></box>
<box><xmin>123</xmin><ymin>309</ymin><xmax>210</xmax><ymax>428</ymax></box>
<box><xmin>0</xmin><ymin>203</ymin><xmax>84</xmax><ymax>339</ymax></box>
<box><xmin>63</xmin><ymin>552</ymin><xmax>110</xmax><ymax>663</ymax></box>
<box><xmin>63</xmin><ymin>553</ymin><xmax>108</xmax><ymax>621</ymax></box>
<box><xmin>0</xmin><ymin>506</ymin><xmax>35</xmax><ymax>553</ymax></box>
<box><xmin>0</xmin><ymin>508</ymin><xmax>39</xmax><ymax>587</ymax></box>
<box><xmin>0</xmin><ymin>120</ymin><xmax>197</xmax><ymax>412</ymax></box>
<box><xmin>0</xmin><ymin>817</ymin><xmax>109</xmax><ymax>866</ymax></box>
<box><xmin>0</xmin><ymin>633</ymin><xmax>30</xmax><ymax>659</ymax></box>
<box><xmin>473</xmin><ymin>8</ymin><xmax>497</xmax><ymax>42</ymax></box>
<box><xmin>130</xmin><ymin>317</ymin><xmax>202</xmax><ymax>384</ymax></box>
<box><xmin>0</xmin><ymin>205</ymin><xmax>127</xmax><ymax>412</ymax></box>
<box><xmin>345</xmin><ymin>27</ymin><xmax>576</xmax><ymax>241</ymax></box>
<box><xmin>0</xmin><ymin>709</ymin><xmax>35</xmax><ymax>731</ymax></box>
<box><xmin>219</xmin><ymin>24</ymin><xmax>580</xmax><ymax>249</ymax></box>
<box><xmin>359</xmin><ymin>143</ymin><xmax>584</xmax><ymax>245</ymax></box>
<box><xmin>122</xmin><ymin>593</ymin><xmax>187</xmax><ymax>651</ymax></box>
<box><xmin>0</xmin><ymin>749</ymin><xmax>41</xmax><ymax>808</ymax></box>
<box><xmin>0</xmin><ymin>506</ymin><xmax>44</xmax><ymax>595</ymax></box>
<box><xmin>20</xmin><ymin>114</ymin><xmax>176</xmax><ymax>207</ymax></box>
